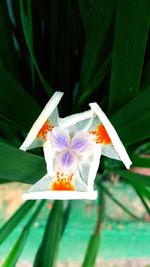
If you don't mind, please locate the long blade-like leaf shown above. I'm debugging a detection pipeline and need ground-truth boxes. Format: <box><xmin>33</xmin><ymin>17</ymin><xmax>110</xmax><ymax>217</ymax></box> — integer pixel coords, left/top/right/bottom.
<box><xmin>109</xmin><ymin>0</ymin><xmax>150</xmax><ymax>114</ymax></box>
<box><xmin>79</xmin><ymin>0</ymin><xmax>115</xmax><ymax>92</ymax></box>
<box><xmin>2</xmin><ymin>201</ymin><xmax>45</xmax><ymax>267</ymax></box>
<box><xmin>34</xmin><ymin>200</ymin><xmax>63</xmax><ymax>267</ymax></box>
<box><xmin>0</xmin><ymin>141</ymin><xmax>45</xmax><ymax>184</ymax></box>
<box><xmin>0</xmin><ymin>0</ymin><xmax>19</xmax><ymax>80</ymax></box>
<box><xmin>110</xmin><ymin>86</ymin><xmax>150</xmax><ymax>145</ymax></box>
<box><xmin>0</xmin><ymin>200</ymin><xmax>35</xmax><ymax>245</ymax></box>
<box><xmin>19</xmin><ymin>0</ymin><xmax>53</xmax><ymax>96</ymax></box>
<box><xmin>0</xmin><ymin>66</ymin><xmax>41</xmax><ymax>132</ymax></box>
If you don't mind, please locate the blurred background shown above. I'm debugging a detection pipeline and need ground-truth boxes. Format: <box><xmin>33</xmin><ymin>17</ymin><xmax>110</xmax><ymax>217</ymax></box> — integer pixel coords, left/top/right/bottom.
<box><xmin>0</xmin><ymin>0</ymin><xmax>150</xmax><ymax>266</ymax></box>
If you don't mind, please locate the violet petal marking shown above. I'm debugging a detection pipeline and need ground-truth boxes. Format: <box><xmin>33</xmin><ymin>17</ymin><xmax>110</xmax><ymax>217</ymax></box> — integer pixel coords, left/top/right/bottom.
<box><xmin>50</xmin><ymin>128</ymin><xmax>70</xmax><ymax>151</ymax></box>
<box><xmin>55</xmin><ymin>150</ymin><xmax>78</xmax><ymax>173</ymax></box>
<box><xmin>71</xmin><ymin>138</ymin><xmax>87</xmax><ymax>152</ymax></box>
<box><xmin>71</xmin><ymin>134</ymin><xmax>94</xmax><ymax>153</ymax></box>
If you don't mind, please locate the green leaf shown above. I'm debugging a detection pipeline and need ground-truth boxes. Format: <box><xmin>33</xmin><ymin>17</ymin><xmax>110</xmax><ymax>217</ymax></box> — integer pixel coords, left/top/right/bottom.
<box><xmin>79</xmin><ymin>0</ymin><xmax>115</xmax><ymax>92</ymax></box>
<box><xmin>19</xmin><ymin>0</ymin><xmax>53</xmax><ymax>97</ymax></box>
<box><xmin>110</xmin><ymin>86</ymin><xmax>150</xmax><ymax>145</ymax></box>
<box><xmin>27</xmin><ymin>0</ymin><xmax>35</xmax><ymax>94</ymax></box>
<box><xmin>141</xmin><ymin>59</ymin><xmax>150</xmax><ymax>89</ymax></box>
<box><xmin>34</xmin><ymin>200</ymin><xmax>63</xmax><ymax>267</ymax></box>
<box><xmin>2</xmin><ymin>201</ymin><xmax>45</xmax><ymax>267</ymax></box>
<box><xmin>114</xmin><ymin>169</ymin><xmax>150</xmax><ymax>188</ymax></box>
<box><xmin>77</xmin><ymin>53</ymin><xmax>111</xmax><ymax>108</ymax></box>
<box><xmin>109</xmin><ymin>0</ymin><xmax>150</xmax><ymax>114</ymax></box>
<box><xmin>0</xmin><ymin>0</ymin><xmax>19</xmax><ymax>80</ymax></box>
<box><xmin>135</xmin><ymin>189</ymin><xmax>150</xmax><ymax>216</ymax></box>
<box><xmin>0</xmin><ymin>141</ymin><xmax>46</xmax><ymax>184</ymax></box>
<box><xmin>100</xmin><ymin>182</ymin><xmax>140</xmax><ymax>220</ymax></box>
<box><xmin>77</xmin><ymin>0</ymin><xmax>89</xmax><ymax>32</ymax></box>
<box><xmin>82</xmin><ymin>234</ymin><xmax>100</xmax><ymax>267</ymax></box>
<box><xmin>0</xmin><ymin>66</ymin><xmax>41</xmax><ymax>132</ymax></box>
<box><xmin>131</xmin><ymin>155</ymin><xmax>150</xmax><ymax>168</ymax></box>
<box><xmin>0</xmin><ymin>200</ymin><xmax>36</xmax><ymax>245</ymax></box>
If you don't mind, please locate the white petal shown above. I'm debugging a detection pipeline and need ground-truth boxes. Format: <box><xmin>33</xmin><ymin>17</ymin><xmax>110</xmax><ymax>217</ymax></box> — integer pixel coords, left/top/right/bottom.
<box><xmin>43</xmin><ymin>140</ymin><xmax>55</xmax><ymax>176</ymax></box>
<box><xmin>78</xmin><ymin>155</ymin><xmax>94</xmax><ymax>186</ymax></box>
<box><xmin>20</xmin><ymin>91</ymin><xmax>64</xmax><ymax>151</ymax></box>
<box><xmin>58</xmin><ymin>109</ymin><xmax>94</xmax><ymax>130</ymax></box>
<box><xmin>23</xmin><ymin>190</ymin><xmax>98</xmax><ymax>200</ymax></box>
<box><xmin>87</xmin><ymin>144</ymin><xmax>102</xmax><ymax>191</ymax></box>
<box><xmin>102</xmin><ymin>144</ymin><xmax>120</xmax><ymax>160</ymax></box>
<box><xmin>22</xmin><ymin>172</ymin><xmax>97</xmax><ymax>200</ymax></box>
<box><xmin>89</xmin><ymin>103</ymin><xmax>132</xmax><ymax>169</ymax></box>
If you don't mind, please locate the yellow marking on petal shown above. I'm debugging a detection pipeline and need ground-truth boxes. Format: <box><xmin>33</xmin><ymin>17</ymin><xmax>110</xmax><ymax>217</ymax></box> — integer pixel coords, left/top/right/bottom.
<box><xmin>90</xmin><ymin>124</ymin><xmax>111</xmax><ymax>145</ymax></box>
<box><xmin>37</xmin><ymin>120</ymin><xmax>53</xmax><ymax>141</ymax></box>
<box><xmin>51</xmin><ymin>173</ymin><xmax>74</xmax><ymax>191</ymax></box>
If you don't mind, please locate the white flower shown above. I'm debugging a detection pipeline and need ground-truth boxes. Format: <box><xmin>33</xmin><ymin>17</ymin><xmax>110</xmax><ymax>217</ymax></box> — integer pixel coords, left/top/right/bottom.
<box><xmin>20</xmin><ymin>92</ymin><xmax>132</xmax><ymax>200</ymax></box>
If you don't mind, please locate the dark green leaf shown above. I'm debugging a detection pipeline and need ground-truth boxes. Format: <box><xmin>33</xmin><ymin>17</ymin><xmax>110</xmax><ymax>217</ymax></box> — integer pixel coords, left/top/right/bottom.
<box><xmin>0</xmin><ymin>200</ymin><xmax>35</xmax><ymax>245</ymax></box>
<box><xmin>78</xmin><ymin>53</ymin><xmax>111</xmax><ymax>108</ymax></box>
<box><xmin>131</xmin><ymin>155</ymin><xmax>150</xmax><ymax>168</ymax></box>
<box><xmin>114</xmin><ymin>169</ymin><xmax>150</xmax><ymax>187</ymax></box>
<box><xmin>79</xmin><ymin>0</ymin><xmax>115</xmax><ymax>92</ymax></box>
<box><xmin>0</xmin><ymin>141</ymin><xmax>46</xmax><ymax>184</ymax></box>
<box><xmin>77</xmin><ymin>0</ymin><xmax>89</xmax><ymax>32</ymax></box>
<box><xmin>0</xmin><ymin>66</ymin><xmax>41</xmax><ymax>132</ymax></box>
<box><xmin>110</xmin><ymin>86</ymin><xmax>150</xmax><ymax>145</ymax></box>
<box><xmin>0</xmin><ymin>0</ymin><xmax>19</xmax><ymax>80</ymax></box>
<box><xmin>82</xmin><ymin>234</ymin><xmax>100</xmax><ymax>267</ymax></box>
<box><xmin>109</xmin><ymin>0</ymin><xmax>150</xmax><ymax>114</ymax></box>
<box><xmin>100</xmin><ymin>182</ymin><xmax>140</xmax><ymax>220</ymax></box>
<box><xmin>34</xmin><ymin>200</ymin><xmax>63</xmax><ymax>267</ymax></box>
<box><xmin>19</xmin><ymin>0</ymin><xmax>53</xmax><ymax>96</ymax></box>
<box><xmin>2</xmin><ymin>201</ymin><xmax>45</xmax><ymax>267</ymax></box>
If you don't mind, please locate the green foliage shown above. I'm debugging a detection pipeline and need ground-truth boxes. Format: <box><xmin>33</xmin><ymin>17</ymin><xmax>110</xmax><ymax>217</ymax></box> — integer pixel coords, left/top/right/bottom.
<box><xmin>0</xmin><ymin>0</ymin><xmax>150</xmax><ymax>266</ymax></box>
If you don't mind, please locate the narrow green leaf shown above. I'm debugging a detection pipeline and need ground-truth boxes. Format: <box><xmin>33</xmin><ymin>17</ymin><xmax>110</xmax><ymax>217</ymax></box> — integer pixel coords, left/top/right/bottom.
<box><xmin>131</xmin><ymin>155</ymin><xmax>150</xmax><ymax>168</ymax></box>
<box><xmin>0</xmin><ymin>141</ymin><xmax>45</xmax><ymax>184</ymax></box>
<box><xmin>135</xmin><ymin>189</ymin><xmax>150</xmax><ymax>216</ymax></box>
<box><xmin>82</xmin><ymin>188</ymin><xmax>104</xmax><ymax>267</ymax></box>
<box><xmin>34</xmin><ymin>200</ymin><xmax>63</xmax><ymax>267</ymax></box>
<box><xmin>82</xmin><ymin>234</ymin><xmax>100</xmax><ymax>267</ymax></box>
<box><xmin>0</xmin><ymin>0</ymin><xmax>19</xmax><ymax>80</ymax></box>
<box><xmin>110</xmin><ymin>86</ymin><xmax>150</xmax><ymax>145</ymax></box>
<box><xmin>141</xmin><ymin>59</ymin><xmax>150</xmax><ymax>89</ymax></box>
<box><xmin>128</xmin><ymin>181</ymin><xmax>150</xmax><ymax>201</ymax></box>
<box><xmin>27</xmin><ymin>0</ymin><xmax>35</xmax><ymax>94</ymax></box>
<box><xmin>100</xmin><ymin>182</ymin><xmax>140</xmax><ymax>220</ymax></box>
<box><xmin>77</xmin><ymin>0</ymin><xmax>89</xmax><ymax>32</ymax></box>
<box><xmin>0</xmin><ymin>66</ymin><xmax>41</xmax><ymax>132</ymax></box>
<box><xmin>0</xmin><ymin>200</ymin><xmax>35</xmax><ymax>245</ymax></box>
<box><xmin>77</xmin><ymin>53</ymin><xmax>111</xmax><ymax>107</ymax></box>
<box><xmin>19</xmin><ymin>0</ymin><xmax>53</xmax><ymax>96</ymax></box>
<box><xmin>2</xmin><ymin>201</ymin><xmax>45</xmax><ymax>267</ymax></box>
<box><xmin>79</xmin><ymin>0</ymin><xmax>115</xmax><ymax>92</ymax></box>
<box><xmin>109</xmin><ymin>0</ymin><xmax>150</xmax><ymax>114</ymax></box>
<box><xmin>114</xmin><ymin>169</ymin><xmax>150</xmax><ymax>188</ymax></box>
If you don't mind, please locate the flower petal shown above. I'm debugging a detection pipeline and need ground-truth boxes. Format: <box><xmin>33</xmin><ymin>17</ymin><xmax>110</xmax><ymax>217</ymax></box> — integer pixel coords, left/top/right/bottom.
<box><xmin>20</xmin><ymin>91</ymin><xmax>63</xmax><ymax>151</ymax></box>
<box><xmin>58</xmin><ymin>109</ymin><xmax>94</xmax><ymax>131</ymax></box>
<box><xmin>89</xmin><ymin>103</ymin><xmax>132</xmax><ymax>169</ymax></box>
<box><xmin>87</xmin><ymin>144</ymin><xmax>102</xmax><ymax>191</ymax></box>
<box><xmin>22</xmin><ymin>172</ymin><xmax>97</xmax><ymax>200</ymax></box>
<box><xmin>43</xmin><ymin>140</ymin><xmax>55</xmax><ymax>176</ymax></box>
<box><xmin>55</xmin><ymin>150</ymin><xmax>78</xmax><ymax>174</ymax></box>
<box><xmin>48</xmin><ymin>127</ymin><xmax>70</xmax><ymax>151</ymax></box>
<box><xmin>71</xmin><ymin>132</ymin><xmax>95</xmax><ymax>154</ymax></box>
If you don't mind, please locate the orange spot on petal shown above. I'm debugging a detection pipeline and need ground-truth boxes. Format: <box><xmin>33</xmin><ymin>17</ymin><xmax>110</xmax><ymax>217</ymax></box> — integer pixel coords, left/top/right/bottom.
<box><xmin>37</xmin><ymin>120</ymin><xmax>53</xmax><ymax>141</ymax></box>
<box><xmin>90</xmin><ymin>124</ymin><xmax>111</xmax><ymax>145</ymax></box>
<box><xmin>51</xmin><ymin>173</ymin><xmax>74</xmax><ymax>191</ymax></box>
